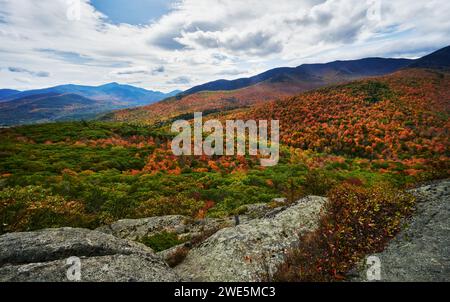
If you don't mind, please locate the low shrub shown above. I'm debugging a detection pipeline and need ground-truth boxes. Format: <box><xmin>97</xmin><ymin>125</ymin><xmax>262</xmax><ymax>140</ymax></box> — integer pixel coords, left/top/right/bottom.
<box><xmin>166</xmin><ymin>226</ymin><xmax>222</xmax><ymax>267</ymax></box>
<box><xmin>232</xmin><ymin>205</ymin><xmax>249</xmax><ymax>216</ymax></box>
<box><xmin>139</xmin><ymin>231</ymin><xmax>184</xmax><ymax>252</ymax></box>
<box><xmin>0</xmin><ymin>186</ymin><xmax>96</xmax><ymax>234</ymax></box>
<box><xmin>302</xmin><ymin>169</ymin><xmax>337</xmax><ymax>196</ymax></box>
<box><xmin>135</xmin><ymin>194</ymin><xmax>205</xmax><ymax>218</ymax></box>
<box><xmin>166</xmin><ymin>246</ymin><xmax>190</xmax><ymax>268</ymax></box>
<box><xmin>274</xmin><ymin>182</ymin><xmax>415</xmax><ymax>281</ymax></box>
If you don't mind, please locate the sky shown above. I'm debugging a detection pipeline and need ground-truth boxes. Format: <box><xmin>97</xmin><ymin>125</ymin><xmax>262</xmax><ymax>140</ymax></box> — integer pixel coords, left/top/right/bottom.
<box><xmin>0</xmin><ymin>0</ymin><xmax>449</xmax><ymax>92</ymax></box>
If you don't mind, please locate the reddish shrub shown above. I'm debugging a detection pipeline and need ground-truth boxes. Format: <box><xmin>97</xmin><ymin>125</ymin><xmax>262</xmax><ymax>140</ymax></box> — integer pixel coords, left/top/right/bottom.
<box><xmin>166</xmin><ymin>247</ymin><xmax>190</xmax><ymax>268</ymax></box>
<box><xmin>274</xmin><ymin>182</ymin><xmax>415</xmax><ymax>281</ymax></box>
<box><xmin>344</xmin><ymin>177</ymin><xmax>364</xmax><ymax>186</ymax></box>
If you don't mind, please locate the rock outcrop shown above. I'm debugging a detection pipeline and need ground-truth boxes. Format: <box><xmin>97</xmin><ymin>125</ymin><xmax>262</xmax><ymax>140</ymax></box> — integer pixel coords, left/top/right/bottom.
<box><xmin>0</xmin><ymin>228</ymin><xmax>180</xmax><ymax>282</ymax></box>
<box><xmin>350</xmin><ymin>180</ymin><xmax>450</xmax><ymax>282</ymax></box>
<box><xmin>3</xmin><ymin>179</ymin><xmax>446</xmax><ymax>283</ymax></box>
<box><xmin>96</xmin><ymin>215</ymin><xmax>232</xmax><ymax>242</ymax></box>
<box><xmin>174</xmin><ymin>196</ymin><xmax>326</xmax><ymax>282</ymax></box>
<box><xmin>95</xmin><ymin>202</ymin><xmax>293</xmax><ymax>244</ymax></box>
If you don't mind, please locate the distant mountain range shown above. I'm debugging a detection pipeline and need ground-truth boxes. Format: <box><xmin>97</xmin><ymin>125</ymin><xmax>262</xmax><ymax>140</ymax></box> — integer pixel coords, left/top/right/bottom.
<box><xmin>183</xmin><ymin>46</ymin><xmax>450</xmax><ymax>96</ymax></box>
<box><xmin>0</xmin><ymin>83</ymin><xmax>181</xmax><ymax>104</ymax></box>
<box><xmin>182</xmin><ymin>58</ymin><xmax>413</xmax><ymax>96</ymax></box>
<box><xmin>106</xmin><ymin>45</ymin><xmax>450</xmax><ymax>124</ymax></box>
<box><xmin>2</xmin><ymin>45</ymin><xmax>449</xmax><ymax>126</ymax></box>
<box><xmin>0</xmin><ymin>83</ymin><xmax>181</xmax><ymax>126</ymax></box>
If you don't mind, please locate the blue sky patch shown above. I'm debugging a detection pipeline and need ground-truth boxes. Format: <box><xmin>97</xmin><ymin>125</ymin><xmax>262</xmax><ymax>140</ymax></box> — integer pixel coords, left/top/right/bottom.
<box><xmin>90</xmin><ymin>0</ymin><xmax>175</xmax><ymax>25</ymax></box>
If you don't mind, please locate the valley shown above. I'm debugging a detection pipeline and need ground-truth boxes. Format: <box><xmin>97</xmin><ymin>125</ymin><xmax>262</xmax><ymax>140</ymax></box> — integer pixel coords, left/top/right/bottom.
<box><xmin>0</xmin><ymin>83</ymin><xmax>181</xmax><ymax>126</ymax></box>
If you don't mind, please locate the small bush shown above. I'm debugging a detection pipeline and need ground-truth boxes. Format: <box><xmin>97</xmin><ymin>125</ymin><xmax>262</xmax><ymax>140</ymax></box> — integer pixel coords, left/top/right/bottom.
<box><xmin>302</xmin><ymin>169</ymin><xmax>337</xmax><ymax>196</ymax></box>
<box><xmin>281</xmin><ymin>178</ymin><xmax>303</xmax><ymax>203</ymax></box>
<box><xmin>166</xmin><ymin>247</ymin><xmax>190</xmax><ymax>268</ymax></box>
<box><xmin>140</xmin><ymin>231</ymin><xmax>184</xmax><ymax>252</ymax></box>
<box><xmin>232</xmin><ymin>205</ymin><xmax>249</xmax><ymax>216</ymax></box>
<box><xmin>344</xmin><ymin>177</ymin><xmax>364</xmax><ymax>186</ymax></box>
<box><xmin>165</xmin><ymin>226</ymin><xmax>222</xmax><ymax>267</ymax></box>
<box><xmin>135</xmin><ymin>194</ymin><xmax>204</xmax><ymax>218</ymax></box>
<box><xmin>274</xmin><ymin>182</ymin><xmax>415</xmax><ymax>281</ymax></box>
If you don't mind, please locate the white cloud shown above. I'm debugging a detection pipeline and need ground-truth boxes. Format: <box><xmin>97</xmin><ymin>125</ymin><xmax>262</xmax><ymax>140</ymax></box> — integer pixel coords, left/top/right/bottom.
<box><xmin>0</xmin><ymin>0</ymin><xmax>449</xmax><ymax>91</ymax></box>
<box><xmin>7</xmin><ymin>66</ymin><xmax>50</xmax><ymax>77</ymax></box>
<box><xmin>167</xmin><ymin>76</ymin><xmax>191</xmax><ymax>85</ymax></box>
<box><xmin>110</xmin><ymin>66</ymin><xmax>150</xmax><ymax>76</ymax></box>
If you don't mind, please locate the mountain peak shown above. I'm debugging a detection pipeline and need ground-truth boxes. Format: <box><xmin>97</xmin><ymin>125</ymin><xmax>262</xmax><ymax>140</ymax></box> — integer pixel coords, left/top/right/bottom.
<box><xmin>0</xmin><ymin>89</ymin><xmax>21</xmax><ymax>101</ymax></box>
<box><xmin>99</xmin><ymin>82</ymin><xmax>121</xmax><ymax>88</ymax></box>
<box><xmin>408</xmin><ymin>45</ymin><xmax>450</xmax><ymax>69</ymax></box>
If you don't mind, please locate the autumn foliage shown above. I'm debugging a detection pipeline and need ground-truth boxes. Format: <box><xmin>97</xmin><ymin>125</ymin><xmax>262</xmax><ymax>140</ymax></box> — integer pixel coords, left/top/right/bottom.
<box><xmin>0</xmin><ymin>69</ymin><xmax>448</xmax><ymax>249</ymax></box>
<box><xmin>231</xmin><ymin>69</ymin><xmax>450</xmax><ymax>177</ymax></box>
<box><xmin>274</xmin><ymin>182</ymin><xmax>415</xmax><ymax>281</ymax></box>
<box><xmin>0</xmin><ymin>186</ymin><xmax>95</xmax><ymax>234</ymax></box>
